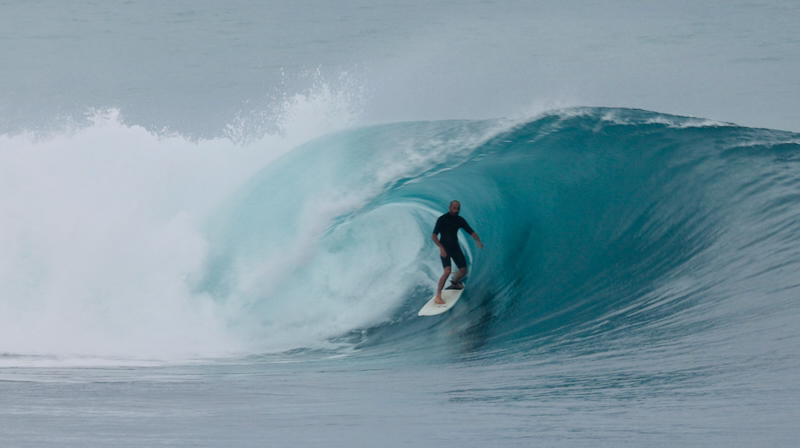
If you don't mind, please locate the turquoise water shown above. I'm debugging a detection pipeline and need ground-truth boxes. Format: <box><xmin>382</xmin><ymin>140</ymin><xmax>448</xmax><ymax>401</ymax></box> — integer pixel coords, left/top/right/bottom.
<box><xmin>2</xmin><ymin>1</ymin><xmax>800</xmax><ymax>446</ymax></box>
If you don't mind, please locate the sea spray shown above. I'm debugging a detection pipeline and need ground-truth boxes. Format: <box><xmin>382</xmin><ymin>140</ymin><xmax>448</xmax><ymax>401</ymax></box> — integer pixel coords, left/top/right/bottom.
<box><xmin>0</xmin><ymin>78</ymin><xmax>365</xmax><ymax>362</ymax></box>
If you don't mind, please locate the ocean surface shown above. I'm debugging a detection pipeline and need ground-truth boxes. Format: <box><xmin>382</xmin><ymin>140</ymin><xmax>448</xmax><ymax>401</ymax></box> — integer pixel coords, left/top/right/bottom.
<box><xmin>2</xmin><ymin>1</ymin><xmax>800</xmax><ymax>446</ymax></box>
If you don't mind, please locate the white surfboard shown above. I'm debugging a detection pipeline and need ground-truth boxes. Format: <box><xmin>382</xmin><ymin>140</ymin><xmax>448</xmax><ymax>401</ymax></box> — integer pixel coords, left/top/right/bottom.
<box><xmin>418</xmin><ymin>286</ymin><xmax>464</xmax><ymax>316</ymax></box>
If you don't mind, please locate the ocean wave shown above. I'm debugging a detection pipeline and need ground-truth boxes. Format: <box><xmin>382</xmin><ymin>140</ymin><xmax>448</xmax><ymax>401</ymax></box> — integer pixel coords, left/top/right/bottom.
<box><xmin>203</xmin><ymin>108</ymin><xmax>800</xmax><ymax>361</ymax></box>
<box><xmin>2</xmin><ymin>107</ymin><xmax>798</xmax><ymax>365</ymax></box>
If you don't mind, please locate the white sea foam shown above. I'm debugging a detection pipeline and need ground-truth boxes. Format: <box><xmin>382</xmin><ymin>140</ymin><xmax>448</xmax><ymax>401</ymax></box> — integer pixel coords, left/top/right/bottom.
<box><xmin>0</xmin><ymin>80</ymin><xmax>363</xmax><ymax>363</ymax></box>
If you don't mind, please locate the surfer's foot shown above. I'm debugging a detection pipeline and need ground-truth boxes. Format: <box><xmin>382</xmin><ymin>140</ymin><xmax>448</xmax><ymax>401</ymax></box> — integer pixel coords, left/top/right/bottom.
<box><xmin>449</xmin><ymin>281</ymin><xmax>464</xmax><ymax>290</ymax></box>
<box><xmin>434</xmin><ymin>296</ymin><xmax>445</xmax><ymax>305</ymax></box>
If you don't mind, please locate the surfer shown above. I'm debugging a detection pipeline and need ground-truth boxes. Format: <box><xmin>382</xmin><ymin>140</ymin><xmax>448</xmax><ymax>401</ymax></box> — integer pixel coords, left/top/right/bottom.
<box><xmin>432</xmin><ymin>200</ymin><xmax>483</xmax><ymax>304</ymax></box>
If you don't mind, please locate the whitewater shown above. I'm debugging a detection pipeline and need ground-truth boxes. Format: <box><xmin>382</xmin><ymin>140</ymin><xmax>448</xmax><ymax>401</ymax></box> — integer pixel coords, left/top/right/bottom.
<box><xmin>2</xmin><ymin>0</ymin><xmax>800</xmax><ymax>446</ymax></box>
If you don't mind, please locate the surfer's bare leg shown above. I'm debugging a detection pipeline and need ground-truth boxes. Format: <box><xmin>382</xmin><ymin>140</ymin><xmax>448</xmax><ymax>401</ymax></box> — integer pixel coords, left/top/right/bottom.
<box><xmin>436</xmin><ymin>266</ymin><xmax>451</xmax><ymax>304</ymax></box>
<box><xmin>451</xmin><ymin>267</ymin><xmax>467</xmax><ymax>289</ymax></box>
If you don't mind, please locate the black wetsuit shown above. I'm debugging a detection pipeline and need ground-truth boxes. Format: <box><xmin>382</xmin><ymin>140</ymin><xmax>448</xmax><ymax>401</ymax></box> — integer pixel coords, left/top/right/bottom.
<box><xmin>433</xmin><ymin>212</ymin><xmax>474</xmax><ymax>269</ymax></box>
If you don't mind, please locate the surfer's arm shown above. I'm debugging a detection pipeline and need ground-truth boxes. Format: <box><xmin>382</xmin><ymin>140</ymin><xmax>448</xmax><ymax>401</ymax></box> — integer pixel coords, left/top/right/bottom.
<box><xmin>470</xmin><ymin>232</ymin><xmax>484</xmax><ymax>249</ymax></box>
<box><xmin>432</xmin><ymin>233</ymin><xmax>447</xmax><ymax>257</ymax></box>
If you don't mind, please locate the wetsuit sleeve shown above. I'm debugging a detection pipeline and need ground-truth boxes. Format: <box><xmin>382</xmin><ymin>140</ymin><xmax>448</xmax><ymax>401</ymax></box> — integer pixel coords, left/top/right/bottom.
<box><xmin>460</xmin><ymin>217</ymin><xmax>474</xmax><ymax>235</ymax></box>
<box><xmin>433</xmin><ymin>216</ymin><xmax>443</xmax><ymax>235</ymax></box>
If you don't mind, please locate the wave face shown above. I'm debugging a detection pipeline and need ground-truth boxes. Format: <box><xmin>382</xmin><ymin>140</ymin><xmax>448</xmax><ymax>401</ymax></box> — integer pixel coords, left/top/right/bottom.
<box><xmin>199</xmin><ymin>107</ymin><xmax>800</xmax><ymax>362</ymax></box>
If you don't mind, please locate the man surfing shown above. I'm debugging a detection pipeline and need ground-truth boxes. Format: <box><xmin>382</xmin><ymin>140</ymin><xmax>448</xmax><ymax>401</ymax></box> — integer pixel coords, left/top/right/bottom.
<box><xmin>432</xmin><ymin>200</ymin><xmax>483</xmax><ymax>304</ymax></box>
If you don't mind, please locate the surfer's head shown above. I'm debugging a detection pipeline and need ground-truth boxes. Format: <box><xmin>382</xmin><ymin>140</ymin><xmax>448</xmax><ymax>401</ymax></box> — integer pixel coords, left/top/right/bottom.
<box><xmin>449</xmin><ymin>200</ymin><xmax>461</xmax><ymax>215</ymax></box>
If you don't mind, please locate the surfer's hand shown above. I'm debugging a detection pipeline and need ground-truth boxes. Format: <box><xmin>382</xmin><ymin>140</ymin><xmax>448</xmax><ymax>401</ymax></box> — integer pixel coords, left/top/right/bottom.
<box><xmin>477</xmin><ymin>241</ymin><xmax>483</xmax><ymax>249</ymax></box>
<box><xmin>440</xmin><ymin>247</ymin><xmax>447</xmax><ymax>258</ymax></box>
